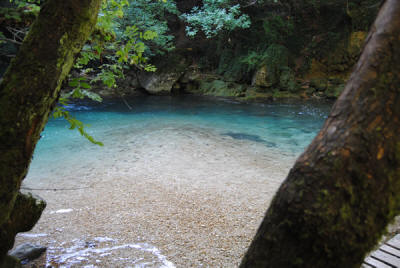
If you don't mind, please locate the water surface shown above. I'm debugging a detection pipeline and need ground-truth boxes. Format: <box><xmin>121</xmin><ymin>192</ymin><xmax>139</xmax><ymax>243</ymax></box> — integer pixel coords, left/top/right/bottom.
<box><xmin>33</xmin><ymin>95</ymin><xmax>331</xmax><ymax>169</ymax></box>
<box><xmin>23</xmin><ymin>95</ymin><xmax>332</xmax><ymax>267</ymax></box>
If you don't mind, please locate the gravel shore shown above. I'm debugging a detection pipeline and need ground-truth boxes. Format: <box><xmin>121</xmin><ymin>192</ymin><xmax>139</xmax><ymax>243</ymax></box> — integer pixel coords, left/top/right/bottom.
<box><xmin>15</xmin><ymin>124</ymin><xmax>297</xmax><ymax>267</ymax></box>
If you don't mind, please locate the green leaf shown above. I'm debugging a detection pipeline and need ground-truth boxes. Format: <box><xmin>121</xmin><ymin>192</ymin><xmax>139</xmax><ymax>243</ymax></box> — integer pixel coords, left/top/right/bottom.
<box><xmin>143</xmin><ymin>30</ymin><xmax>158</xmax><ymax>40</ymax></box>
<box><xmin>80</xmin><ymin>82</ymin><xmax>91</xmax><ymax>89</ymax></box>
<box><xmin>68</xmin><ymin>79</ymin><xmax>79</xmax><ymax>87</ymax></box>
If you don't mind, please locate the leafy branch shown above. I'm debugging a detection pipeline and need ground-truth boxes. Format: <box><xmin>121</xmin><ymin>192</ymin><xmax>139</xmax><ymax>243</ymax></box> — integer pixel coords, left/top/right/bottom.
<box><xmin>54</xmin><ymin>84</ymin><xmax>104</xmax><ymax>146</ymax></box>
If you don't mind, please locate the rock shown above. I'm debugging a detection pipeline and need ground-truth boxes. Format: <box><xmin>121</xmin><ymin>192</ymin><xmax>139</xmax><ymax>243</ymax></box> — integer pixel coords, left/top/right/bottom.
<box><xmin>124</xmin><ymin>70</ymin><xmax>140</xmax><ymax>88</ymax></box>
<box><xmin>98</xmin><ymin>88</ymin><xmax>117</xmax><ymax>97</ymax></box>
<box><xmin>251</xmin><ymin>65</ymin><xmax>272</xmax><ymax>88</ymax></box>
<box><xmin>310</xmin><ymin>78</ymin><xmax>328</xmax><ymax>91</ymax></box>
<box><xmin>139</xmin><ymin>70</ymin><xmax>184</xmax><ymax>95</ymax></box>
<box><xmin>180</xmin><ymin>66</ymin><xmax>201</xmax><ymax>83</ymax></box>
<box><xmin>279</xmin><ymin>67</ymin><xmax>298</xmax><ymax>93</ymax></box>
<box><xmin>348</xmin><ymin>31</ymin><xmax>367</xmax><ymax>60</ymax></box>
<box><xmin>9</xmin><ymin>243</ymin><xmax>46</xmax><ymax>264</ymax></box>
<box><xmin>0</xmin><ymin>192</ymin><xmax>46</xmax><ymax>263</ymax></box>
<box><xmin>252</xmin><ymin>44</ymin><xmax>290</xmax><ymax>88</ymax></box>
<box><xmin>138</xmin><ymin>53</ymin><xmax>189</xmax><ymax>95</ymax></box>
<box><xmin>95</xmin><ymin>71</ymin><xmax>143</xmax><ymax>98</ymax></box>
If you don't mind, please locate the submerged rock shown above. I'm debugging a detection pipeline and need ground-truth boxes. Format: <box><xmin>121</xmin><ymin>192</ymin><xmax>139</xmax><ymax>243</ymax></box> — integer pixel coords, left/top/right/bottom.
<box><xmin>222</xmin><ymin>132</ymin><xmax>277</xmax><ymax>147</ymax></box>
<box><xmin>223</xmin><ymin>132</ymin><xmax>266</xmax><ymax>143</ymax></box>
<box><xmin>9</xmin><ymin>243</ymin><xmax>46</xmax><ymax>264</ymax></box>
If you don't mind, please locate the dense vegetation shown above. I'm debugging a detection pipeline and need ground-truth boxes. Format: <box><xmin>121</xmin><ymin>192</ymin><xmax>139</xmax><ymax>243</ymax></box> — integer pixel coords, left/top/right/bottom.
<box><xmin>0</xmin><ymin>0</ymin><xmax>381</xmax><ymax>101</ymax></box>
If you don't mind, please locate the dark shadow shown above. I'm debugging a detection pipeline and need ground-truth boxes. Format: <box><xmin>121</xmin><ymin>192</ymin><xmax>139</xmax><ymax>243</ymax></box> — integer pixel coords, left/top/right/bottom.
<box><xmin>222</xmin><ymin>132</ymin><xmax>277</xmax><ymax>147</ymax></box>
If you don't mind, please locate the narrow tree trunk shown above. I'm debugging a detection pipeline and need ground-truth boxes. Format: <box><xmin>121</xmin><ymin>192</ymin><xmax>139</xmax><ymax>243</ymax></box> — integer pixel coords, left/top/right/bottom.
<box><xmin>0</xmin><ymin>0</ymin><xmax>101</xmax><ymax>263</ymax></box>
<box><xmin>241</xmin><ymin>1</ymin><xmax>400</xmax><ymax>267</ymax></box>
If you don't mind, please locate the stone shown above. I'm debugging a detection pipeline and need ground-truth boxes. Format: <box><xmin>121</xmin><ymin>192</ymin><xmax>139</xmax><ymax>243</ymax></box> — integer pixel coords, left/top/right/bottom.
<box><xmin>138</xmin><ymin>53</ymin><xmax>189</xmax><ymax>95</ymax></box>
<box><xmin>279</xmin><ymin>67</ymin><xmax>298</xmax><ymax>93</ymax></box>
<box><xmin>0</xmin><ymin>192</ymin><xmax>46</xmax><ymax>262</ymax></box>
<box><xmin>251</xmin><ymin>65</ymin><xmax>272</xmax><ymax>88</ymax></box>
<box><xmin>9</xmin><ymin>243</ymin><xmax>46</xmax><ymax>264</ymax></box>
<box><xmin>139</xmin><ymin>70</ymin><xmax>184</xmax><ymax>95</ymax></box>
<box><xmin>180</xmin><ymin>66</ymin><xmax>201</xmax><ymax>83</ymax></box>
<box><xmin>348</xmin><ymin>31</ymin><xmax>367</xmax><ymax>60</ymax></box>
<box><xmin>310</xmin><ymin>78</ymin><xmax>328</xmax><ymax>91</ymax></box>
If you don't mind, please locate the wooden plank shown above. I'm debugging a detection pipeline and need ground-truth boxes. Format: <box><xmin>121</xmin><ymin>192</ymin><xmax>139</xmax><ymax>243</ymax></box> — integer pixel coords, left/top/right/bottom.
<box><xmin>386</xmin><ymin>234</ymin><xmax>400</xmax><ymax>250</ymax></box>
<box><xmin>371</xmin><ymin>250</ymin><xmax>400</xmax><ymax>267</ymax></box>
<box><xmin>361</xmin><ymin>262</ymin><xmax>374</xmax><ymax>268</ymax></box>
<box><xmin>364</xmin><ymin>256</ymin><xmax>392</xmax><ymax>268</ymax></box>
<box><xmin>381</xmin><ymin>244</ymin><xmax>400</xmax><ymax>257</ymax></box>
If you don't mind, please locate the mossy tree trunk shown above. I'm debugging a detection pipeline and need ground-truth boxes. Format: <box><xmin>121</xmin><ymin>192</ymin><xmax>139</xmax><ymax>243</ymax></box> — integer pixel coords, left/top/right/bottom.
<box><xmin>0</xmin><ymin>0</ymin><xmax>101</xmax><ymax>263</ymax></box>
<box><xmin>241</xmin><ymin>0</ymin><xmax>400</xmax><ymax>267</ymax></box>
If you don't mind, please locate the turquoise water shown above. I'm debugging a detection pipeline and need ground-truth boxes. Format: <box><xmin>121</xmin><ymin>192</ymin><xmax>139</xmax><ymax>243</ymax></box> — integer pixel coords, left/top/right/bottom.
<box><xmin>23</xmin><ymin>95</ymin><xmax>333</xmax><ymax>267</ymax></box>
<box><xmin>33</xmin><ymin>95</ymin><xmax>331</xmax><ymax>165</ymax></box>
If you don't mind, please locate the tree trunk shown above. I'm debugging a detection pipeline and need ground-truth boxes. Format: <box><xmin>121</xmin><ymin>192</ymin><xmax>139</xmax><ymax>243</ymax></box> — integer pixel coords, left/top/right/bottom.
<box><xmin>241</xmin><ymin>0</ymin><xmax>400</xmax><ymax>267</ymax></box>
<box><xmin>0</xmin><ymin>0</ymin><xmax>101</xmax><ymax>263</ymax></box>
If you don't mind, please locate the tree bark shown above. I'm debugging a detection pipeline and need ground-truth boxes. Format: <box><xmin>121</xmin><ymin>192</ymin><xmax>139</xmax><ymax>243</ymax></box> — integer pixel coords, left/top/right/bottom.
<box><xmin>0</xmin><ymin>0</ymin><xmax>101</xmax><ymax>262</ymax></box>
<box><xmin>241</xmin><ymin>0</ymin><xmax>400</xmax><ymax>267</ymax></box>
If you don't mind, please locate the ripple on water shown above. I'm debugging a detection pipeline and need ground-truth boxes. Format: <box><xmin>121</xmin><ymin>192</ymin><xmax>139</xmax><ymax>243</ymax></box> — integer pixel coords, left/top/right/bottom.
<box><xmin>46</xmin><ymin>237</ymin><xmax>175</xmax><ymax>268</ymax></box>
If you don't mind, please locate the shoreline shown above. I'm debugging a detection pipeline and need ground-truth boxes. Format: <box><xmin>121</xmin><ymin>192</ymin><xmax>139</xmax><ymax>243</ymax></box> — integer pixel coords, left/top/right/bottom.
<box><xmin>15</xmin><ymin>125</ymin><xmax>297</xmax><ymax>267</ymax></box>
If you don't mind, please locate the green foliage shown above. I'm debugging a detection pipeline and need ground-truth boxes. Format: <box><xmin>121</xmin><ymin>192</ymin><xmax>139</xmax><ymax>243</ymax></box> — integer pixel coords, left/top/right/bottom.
<box><xmin>181</xmin><ymin>0</ymin><xmax>251</xmax><ymax>38</ymax></box>
<box><xmin>74</xmin><ymin>45</ymin><xmax>99</xmax><ymax>68</ymax></box>
<box><xmin>279</xmin><ymin>66</ymin><xmax>298</xmax><ymax>92</ymax></box>
<box><xmin>264</xmin><ymin>43</ymin><xmax>289</xmax><ymax>67</ymax></box>
<box><xmin>263</xmin><ymin>14</ymin><xmax>294</xmax><ymax>44</ymax></box>
<box><xmin>0</xmin><ymin>7</ymin><xmax>21</xmax><ymax>21</ymax></box>
<box><xmin>9</xmin><ymin>0</ymin><xmax>40</xmax><ymax>12</ymax></box>
<box><xmin>66</xmin><ymin>77</ymin><xmax>103</xmax><ymax>102</ymax></box>
<box><xmin>55</xmin><ymin>0</ymin><xmax>158</xmax><ymax>145</ymax></box>
<box><xmin>117</xmin><ymin>0</ymin><xmax>178</xmax><ymax>55</ymax></box>
<box><xmin>240</xmin><ymin>44</ymin><xmax>289</xmax><ymax>75</ymax></box>
<box><xmin>77</xmin><ymin>0</ymin><xmax>158</xmax><ymax>88</ymax></box>
<box><xmin>53</xmin><ymin>95</ymin><xmax>104</xmax><ymax>147</ymax></box>
<box><xmin>347</xmin><ymin>0</ymin><xmax>381</xmax><ymax>31</ymax></box>
<box><xmin>240</xmin><ymin>50</ymin><xmax>267</xmax><ymax>73</ymax></box>
<box><xmin>50</xmin><ymin>77</ymin><xmax>104</xmax><ymax>146</ymax></box>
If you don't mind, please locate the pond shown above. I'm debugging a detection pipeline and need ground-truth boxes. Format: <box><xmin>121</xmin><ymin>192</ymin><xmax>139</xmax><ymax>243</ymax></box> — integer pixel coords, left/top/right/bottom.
<box><xmin>19</xmin><ymin>96</ymin><xmax>332</xmax><ymax>267</ymax></box>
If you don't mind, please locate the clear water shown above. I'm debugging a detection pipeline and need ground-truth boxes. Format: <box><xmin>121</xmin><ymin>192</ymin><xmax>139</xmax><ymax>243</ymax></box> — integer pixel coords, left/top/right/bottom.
<box><xmin>33</xmin><ymin>95</ymin><xmax>331</xmax><ymax>168</ymax></box>
<box><xmin>23</xmin><ymin>95</ymin><xmax>333</xmax><ymax>267</ymax></box>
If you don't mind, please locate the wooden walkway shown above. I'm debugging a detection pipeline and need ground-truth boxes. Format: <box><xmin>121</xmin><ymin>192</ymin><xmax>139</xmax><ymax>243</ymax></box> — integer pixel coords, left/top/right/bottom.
<box><xmin>363</xmin><ymin>234</ymin><xmax>400</xmax><ymax>268</ymax></box>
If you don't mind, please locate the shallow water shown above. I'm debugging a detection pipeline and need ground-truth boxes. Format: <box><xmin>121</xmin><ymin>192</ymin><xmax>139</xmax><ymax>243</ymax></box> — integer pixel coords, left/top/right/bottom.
<box><xmin>22</xmin><ymin>95</ymin><xmax>332</xmax><ymax>267</ymax></box>
<box><xmin>33</xmin><ymin>96</ymin><xmax>331</xmax><ymax>168</ymax></box>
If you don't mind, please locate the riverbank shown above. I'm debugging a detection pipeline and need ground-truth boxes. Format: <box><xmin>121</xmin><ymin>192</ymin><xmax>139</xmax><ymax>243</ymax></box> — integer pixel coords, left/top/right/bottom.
<box><xmin>15</xmin><ymin>123</ymin><xmax>298</xmax><ymax>267</ymax></box>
